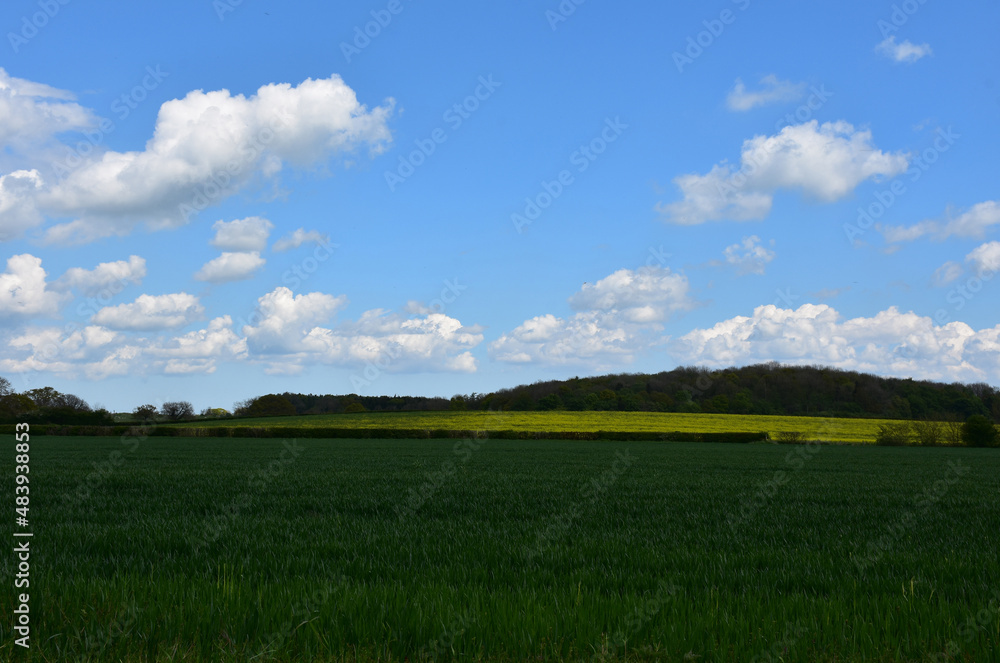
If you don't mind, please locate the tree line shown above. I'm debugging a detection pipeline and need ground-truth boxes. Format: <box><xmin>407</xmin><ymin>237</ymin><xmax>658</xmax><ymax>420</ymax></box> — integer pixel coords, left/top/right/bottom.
<box><xmin>2</xmin><ymin>363</ymin><xmax>999</xmax><ymax>428</ymax></box>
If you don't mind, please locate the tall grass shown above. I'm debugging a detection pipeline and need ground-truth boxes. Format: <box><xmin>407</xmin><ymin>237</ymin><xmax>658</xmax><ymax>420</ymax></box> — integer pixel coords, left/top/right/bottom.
<box><xmin>1</xmin><ymin>436</ymin><xmax>998</xmax><ymax>661</ymax></box>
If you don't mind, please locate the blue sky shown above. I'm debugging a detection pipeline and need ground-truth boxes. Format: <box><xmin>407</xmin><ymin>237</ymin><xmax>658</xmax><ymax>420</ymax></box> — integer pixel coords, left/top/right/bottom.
<box><xmin>1</xmin><ymin>0</ymin><xmax>998</xmax><ymax>412</ymax></box>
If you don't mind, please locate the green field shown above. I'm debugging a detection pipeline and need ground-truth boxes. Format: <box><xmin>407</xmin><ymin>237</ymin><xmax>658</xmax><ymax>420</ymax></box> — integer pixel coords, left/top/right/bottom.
<box><xmin>162</xmin><ymin>410</ymin><xmax>949</xmax><ymax>444</ymax></box>
<box><xmin>3</xmin><ymin>435</ymin><xmax>999</xmax><ymax>662</ymax></box>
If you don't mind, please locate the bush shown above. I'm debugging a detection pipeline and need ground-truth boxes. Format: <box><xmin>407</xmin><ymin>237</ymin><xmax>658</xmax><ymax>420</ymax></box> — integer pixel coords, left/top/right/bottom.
<box><xmin>910</xmin><ymin>420</ymin><xmax>943</xmax><ymax>446</ymax></box>
<box><xmin>775</xmin><ymin>431</ymin><xmax>805</xmax><ymax>443</ymax></box>
<box><xmin>243</xmin><ymin>395</ymin><xmax>296</xmax><ymax>417</ymax></box>
<box><xmin>875</xmin><ymin>423</ymin><xmax>911</xmax><ymax>446</ymax></box>
<box><xmin>161</xmin><ymin>401</ymin><xmax>194</xmax><ymax>421</ymax></box>
<box><xmin>133</xmin><ymin>404</ymin><xmax>158</xmax><ymax>422</ymax></box>
<box><xmin>961</xmin><ymin>415</ymin><xmax>999</xmax><ymax>448</ymax></box>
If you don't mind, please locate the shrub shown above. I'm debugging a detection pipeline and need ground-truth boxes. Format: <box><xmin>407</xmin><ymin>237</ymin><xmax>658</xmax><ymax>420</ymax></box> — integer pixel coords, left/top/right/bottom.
<box><xmin>961</xmin><ymin>415</ymin><xmax>999</xmax><ymax>448</ymax></box>
<box><xmin>134</xmin><ymin>404</ymin><xmax>158</xmax><ymax>422</ymax></box>
<box><xmin>910</xmin><ymin>420</ymin><xmax>943</xmax><ymax>446</ymax></box>
<box><xmin>875</xmin><ymin>423</ymin><xmax>911</xmax><ymax>446</ymax></box>
<box><xmin>775</xmin><ymin>431</ymin><xmax>805</xmax><ymax>443</ymax></box>
<box><xmin>244</xmin><ymin>395</ymin><xmax>296</xmax><ymax>417</ymax></box>
<box><xmin>161</xmin><ymin>401</ymin><xmax>194</xmax><ymax>421</ymax></box>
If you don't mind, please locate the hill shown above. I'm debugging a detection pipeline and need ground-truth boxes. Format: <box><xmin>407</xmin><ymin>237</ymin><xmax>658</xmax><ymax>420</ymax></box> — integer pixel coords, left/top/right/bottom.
<box><xmin>257</xmin><ymin>363</ymin><xmax>997</xmax><ymax>422</ymax></box>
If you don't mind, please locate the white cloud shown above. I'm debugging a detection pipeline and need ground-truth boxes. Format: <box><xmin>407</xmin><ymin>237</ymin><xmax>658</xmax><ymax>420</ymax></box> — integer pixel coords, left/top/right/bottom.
<box><xmin>91</xmin><ymin>293</ymin><xmax>204</xmax><ymax>330</ymax></box>
<box><xmin>931</xmin><ymin>261</ymin><xmax>963</xmax><ymax>287</ymax></box>
<box><xmin>0</xmin><ymin>68</ymin><xmax>95</xmax><ymax>150</ymax></box>
<box><xmin>723</xmin><ymin>235</ymin><xmax>775</xmax><ymax>275</ymax></box>
<box><xmin>0</xmin><ymin>170</ymin><xmax>44</xmax><ymax>241</ymax></box>
<box><xmin>672</xmin><ymin>303</ymin><xmax>998</xmax><ymax>383</ymax></box>
<box><xmin>272</xmin><ymin>228</ymin><xmax>331</xmax><ymax>252</ymax></box>
<box><xmin>55</xmin><ymin>255</ymin><xmax>146</xmax><ymax>296</ymax></box>
<box><xmin>880</xmin><ymin>201</ymin><xmax>1000</xmax><ymax>244</ymax></box>
<box><xmin>876</xmin><ymin>37</ymin><xmax>932</xmax><ymax>64</ymax></box>
<box><xmin>2</xmin><ymin>325</ymin><xmax>134</xmax><ymax>379</ymax></box>
<box><xmin>194</xmin><ymin>252</ymin><xmax>265</xmax><ymax>283</ymax></box>
<box><xmin>966</xmin><ymin>241</ymin><xmax>1000</xmax><ymax>277</ymax></box>
<box><xmin>568</xmin><ymin>266</ymin><xmax>694</xmax><ymax>323</ymax></box>
<box><xmin>726</xmin><ymin>75</ymin><xmax>806</xmax><ymax>112</ymax></box>
<box><xmin>0</xmin><ymin>254</ymin><xmax>67</xmax><ymax>317</ymax></box>
<box><xmin>659</xmin><ymin>121</ymin><xmax>909</xmax><ymax>225</ymax></box>
<box><xmin>241</xmin><ymin>286</ymin><xmax>481</xmax><ymax>374</ymax></box>
<box><xmin>490</xmin><ymin>311</ymin><xmax>642</xmax><ymax>367</ymax></box>
<box><xmin>0</xmin><ymin>316</ymin><xmax>245</xmax><ymax>378</ymax></box>
<box><xmin>210</xmin><ymin>216</ymin><xmax>273</xmax><ymax>251</ymax></box>
<box><xmin>491</xmin><ymin>267</ymin><xmax>694</xmax><ymax>367</ymax></box>
<box><xmin>242</xmin><ymin>287</ymin><xmax>348</xmax><ymax>354</ymax></box>
<box><xmin>20</xmin><ymin>74</ymin><xmax>392</xmax><ymax>244</ymax></box>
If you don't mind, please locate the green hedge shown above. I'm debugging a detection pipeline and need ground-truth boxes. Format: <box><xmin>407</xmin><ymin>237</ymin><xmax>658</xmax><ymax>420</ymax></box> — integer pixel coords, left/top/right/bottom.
<box><xmin>0</xmin><ymin>424</ymin><xmax>768</xmax><ymax>443</ymax></box>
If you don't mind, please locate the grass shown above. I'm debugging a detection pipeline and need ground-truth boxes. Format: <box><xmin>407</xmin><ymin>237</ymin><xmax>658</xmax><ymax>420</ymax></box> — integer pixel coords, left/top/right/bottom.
<box><xmin>159</xmin><ymin>410</ymin><xmax>956</xmax><ymax>444</ymax></box>
<box><xmin>2</xmin><ymin>434</ymin><xmax>999</xmax><ymax>662</ymax></box>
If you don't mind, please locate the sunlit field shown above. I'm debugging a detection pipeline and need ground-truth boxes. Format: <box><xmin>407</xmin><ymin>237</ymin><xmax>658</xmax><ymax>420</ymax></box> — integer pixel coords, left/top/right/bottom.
<box><xmin>164</xmin><ymin>410</ymin><xmax>957</xmax><ymax>445</ymax></box>
<box><xmin>2</xmin><ymin>435</ymin><xmax>998</xmax><ymax>662</ymax></box>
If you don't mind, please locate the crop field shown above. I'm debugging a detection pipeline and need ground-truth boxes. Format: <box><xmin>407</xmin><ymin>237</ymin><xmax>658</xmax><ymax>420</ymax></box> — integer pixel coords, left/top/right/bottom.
<box><xmin>162</xmin><ymin>411</ymin><xmax>939</xmax><ymax>444</ymax></box>
<box><xmin>2</xmin><ymin>435</ymin><xmax>999</xmax><ymax>662</ymax></box>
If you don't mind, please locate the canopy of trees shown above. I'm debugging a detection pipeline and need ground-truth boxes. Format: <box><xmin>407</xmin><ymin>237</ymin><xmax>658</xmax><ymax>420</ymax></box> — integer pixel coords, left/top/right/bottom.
<box><xmin>229</xmin><ymin>364</ymin><xmax>998</xmax><ymax>424</ymax></box>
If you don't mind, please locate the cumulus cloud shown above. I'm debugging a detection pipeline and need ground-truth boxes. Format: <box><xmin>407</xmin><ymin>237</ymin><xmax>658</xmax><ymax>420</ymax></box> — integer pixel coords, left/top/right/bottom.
<box><xmin>568</xmin><ymin>267</ymin><xmax>694</xmax><ymax>323</ymax></box>
<box><xmin>55</xmin><ymin>255</ymin><xmax>146</xmax><ymax>296</ymax></box>
<box><xmin>723</xmin><ymin>235</ymin><xmax>775</xmax><ymax>275</ymax></box>
<box><xmin>210</xmin><ymin>216</ymin><xmax>273</xmax><ymax>251</ymax></box>
<box><xmin>0</xmin><ymin>283</ymin><xmax>486</xmax><ymax>379</ymax></box>
<box><xmin>2</xmin><ymin>325</ymin><xmax>134</xmax><ymax>379</ymax></box>
<box><xmin>658</xmin><ymin>121</ymin><xmax>909</xmax><ymax>225</ymax></box>
<box><xmin>672</xmin><ymin>303</ymin><xmax>998</xmax><ymax>383</ymax></box>
<box><xmin>91</xmin><ymin>293</ymin><xmax>204</xmax><ymax>330</ymax></box>
<box><xmin>966</xmin><ymin>241</ymin><xmax>1000</xmax><ymax>277</ymax></box>
<box><xmin>10</xmin><ymin>74</ymin><xmax>392</xmax><ymax>244</ymax></box>
<box><xmin>194</xmin><ymin>252</ymin><xmax>265</xmax><ymax>283</ymax></box>
<box><xmin>272</xmin><ymin>228</ymin><xmax>331</xmax><ymax>252</ymax></box>
<box><xmin>0</xmin><ymin>170</ymin><xmax>44</xmax><ymax>241</ymax></box>
<box><xmin>876</xmin><ymin>37</ymin><xmax>932</xmax><ymax>63</ymax></box>
<box><xmin>0</xmin><ymin>254</ymin><xmax>67</xmax><ymax>317</ymax></box>
<box><xmin>241</xmin><ymin>287</ymin><xmax>348</xmax><ymax>354</ymax></box>
<box><xmin>726</xmin><ymin>75</ymin><xmax>805</xmax><ymax>111</ymax></box>
<box><xmin>240</xmin><ymin>287</ymin><xmax>482</xmax><ymax>374</ymax></box>
<box><xmin>0</xmin><ymin>68</ymin><xmax>96</xmax><ymax>150</ymax></box>
<box><xmin>491</xmin><ymin>267</ymin><xmax>693</xmax><ymax>367</ymax></box>
<box><xmin>0</xmin><ymin>316</ymin><xmax>246</xmax><ymax>379</ymax></box>
<box><xmin>879</xmin><ymin>201</ymin><xmax>1000</xmax><ymax>244</ymax></box>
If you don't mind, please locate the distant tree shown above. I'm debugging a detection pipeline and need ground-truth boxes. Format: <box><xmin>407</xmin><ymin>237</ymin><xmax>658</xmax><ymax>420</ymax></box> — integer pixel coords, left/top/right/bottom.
<box><xmin>25</xmin><ymin>387</ymin><xmax>66</xmax><ymax>408</ymax></box>
<box><xmin>538</xmin><ymin>394</ymin><xmax>563</xmax><ymax>411</ymax></box>
<box><xmin>0</xmin><ymin>376</ymin><xmax>12</xmax><ymax>398</ymax></box>
<box><xmin>244</xmin><ymin>395</ymin><xmax>296</xmax><ymax>417</ymax></box>
<box><xmin>910</xmin><ymin>420</ymin><xmax>943</xmax><ymax>446</ymax></box>
<box><xmin>161</xmin><ymin>401</ymin><xmax>194</xmax><ymax>421</ymax></box>
<box><xmin>0</xmin><ymin>394</ymin><xmax>36</xmax><ymax>418</ymax></box>
<box><xmin>200</xmin><ymin>407</ymin><xmax>230</xmax><ymax>417</ymax></box>
<box><xmin>875</xmin><ymin>423</ymin><xmax>911</xmax><ymax>446</ymax></box>
<box><xmin>61</xmin><ymin>393</ymin><xmax>92</xmax><ymax>412</ymax></box>
<box><xmin>344</xmin><ymin>402</ymin><xmax>367</xmax><ymax>414</ymax></box>
<box><xmin>133</xmin><ymin>404</ymin><xmax>158</xmax><ymax>422</ymax></box>
<box><xmin>961</xmin><ymin>415</ymin><xmax>999</xmax><ymax>448</ymax></box>
<box><xmin>449</xmin><ymin>396</ymin><xmax>467</xmax><ymax>411</ymax></box>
